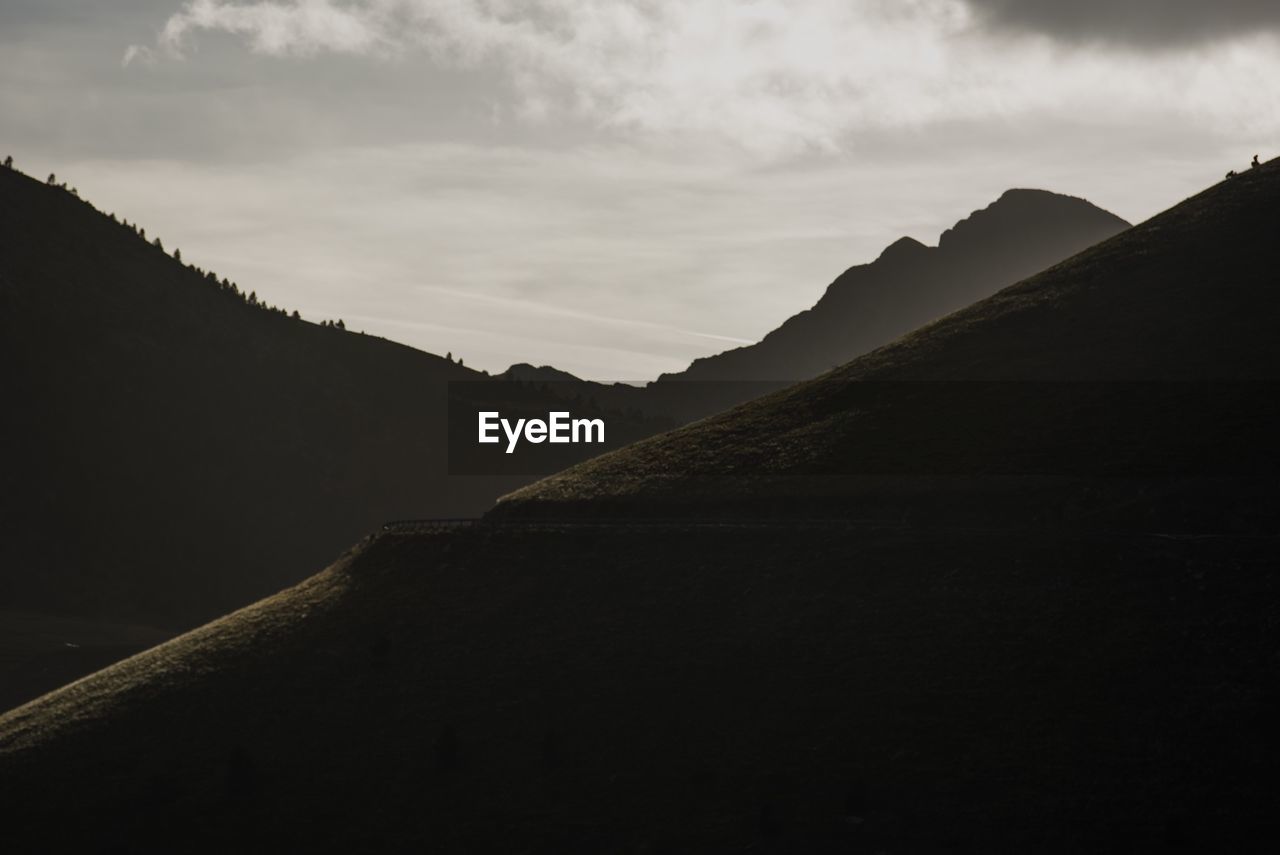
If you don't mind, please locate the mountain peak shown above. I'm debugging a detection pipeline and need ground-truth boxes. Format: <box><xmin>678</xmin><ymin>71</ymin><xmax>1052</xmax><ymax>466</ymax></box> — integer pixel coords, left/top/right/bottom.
<box><xmin>660</xmin><ymin>187</ymin><xmax>1128</xmax><ymax>387</ymax></box>
<box><xmin>498</xmin><ymin>363</ymin><xmax>583</xmax><ymax>383</ymax></box>
<box><xmin>938</xmin><ymin>188</ymin><xmax>1128</xmax><ymax>252</ymax></box>
<box><xmin>876</xmin><ymin>235</ymin><xmax>929</xmax><ymax>264</ymax></box>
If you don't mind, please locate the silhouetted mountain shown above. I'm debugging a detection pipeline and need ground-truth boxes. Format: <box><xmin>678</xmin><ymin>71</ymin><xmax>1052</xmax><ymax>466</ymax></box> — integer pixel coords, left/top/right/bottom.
<box><xmin>447</xmin><ymin>191</ymin><xmax>1129</xmax><ymax>428</ymax></box>
<box><xmin>659</xmin><ymin>189</ymin><xmax>1129</xmax><ymax>385</ymax></box>
<box><xmin>478</xmin><ymin>191</ymin><xmax>1128</xmax><ymax>426</ymax></box>
<box><xmin>0</xmin><ymin>165</ymin><xmax>656</xmax><ymax>708</ymax></box>
<box><xmin>497</xmin><ymin>362</ymin><xmax>585</xmax><ymax>383</ymax></box>
<box><xmin>3</xmin><ymin>164</ymin><xmax>1277</xmax><ymax>851</ymax></box>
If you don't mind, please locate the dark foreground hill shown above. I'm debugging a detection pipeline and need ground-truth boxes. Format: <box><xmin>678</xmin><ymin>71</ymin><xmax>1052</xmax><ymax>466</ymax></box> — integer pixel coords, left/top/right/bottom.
<box><xmin>0</xmin><ymin>166</ymin><xmax>661</xmax><ymax>709</ymax></box>
<box><xmin>658</xmin><ymin>188</ymin><xmax>1129</xmax><ymax>386</ymax></box>
<box><xmin>2</xmin><ymin>162</ymin><xmax>1277</xmax><ymax>852</ymax></box>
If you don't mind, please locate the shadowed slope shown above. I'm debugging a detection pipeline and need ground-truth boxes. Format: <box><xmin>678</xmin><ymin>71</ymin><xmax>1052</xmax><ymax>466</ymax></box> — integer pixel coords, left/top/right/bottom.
<box><xmin>2</xmin><ymin>166</ymin><xmax>651</xmax><ymax>707</ymax></box>
<box><xmin>0</xmin><ymin>165</ymin><xmax>498</xmax><ymax>635</ymax></box>
<box><xmin>2</xmin><ymin>523</ymin><xmax>1277</xmax><ymax>853</ymax></box>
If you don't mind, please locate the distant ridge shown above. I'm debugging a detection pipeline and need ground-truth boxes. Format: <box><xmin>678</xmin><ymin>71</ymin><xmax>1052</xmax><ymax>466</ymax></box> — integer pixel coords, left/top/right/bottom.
<box><xmin>659</xmin><ymin>188</ymin><xmax>1129</xmax><ymax>385</ymax></box>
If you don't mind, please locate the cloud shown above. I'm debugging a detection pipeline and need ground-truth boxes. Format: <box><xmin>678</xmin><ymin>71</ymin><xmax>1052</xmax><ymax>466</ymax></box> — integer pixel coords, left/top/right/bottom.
<box><xmin>962</xmin><ymin>1</ymin><xmax>1280</xmax><ymax>48</ymax></box>
<box><xmin>133</xmin><ymin>0</ymin><xmax>1280</xmax><ymax>159</ymax></box>
<box><xmin>145</xmin><ymin>0</ymin><xmax>974</xmax><ymax>156</ymax></box>
<box><xmin>158</xmin><ymin>0</ymin><xmax>390</xmax><ymax>56</ymax></box>
<box><xmin>121</xmin><ymin>44</ymin><xmax>155</xmax><ymax>67</ymax></box>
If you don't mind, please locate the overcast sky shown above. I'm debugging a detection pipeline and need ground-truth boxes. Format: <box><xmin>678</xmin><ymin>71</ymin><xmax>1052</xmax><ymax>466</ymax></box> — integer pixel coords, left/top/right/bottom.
<box><xmin>4</xmin><ymin>1</ymin><xmax>1278</xmax><ymax>380</ymax></box>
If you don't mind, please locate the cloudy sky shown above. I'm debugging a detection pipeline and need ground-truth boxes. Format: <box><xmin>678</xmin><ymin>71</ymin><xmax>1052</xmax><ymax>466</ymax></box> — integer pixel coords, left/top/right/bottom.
<box><xmin>4</xmin><ymin>1</ymin><xmax>1278</xmax><ymax>380</ymax></box>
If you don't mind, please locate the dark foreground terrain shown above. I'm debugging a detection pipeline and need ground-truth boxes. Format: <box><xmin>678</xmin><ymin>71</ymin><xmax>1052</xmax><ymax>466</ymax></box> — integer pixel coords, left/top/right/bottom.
<box><xmin>2</xmin><ymin>523</ymin><xmax>1276</xmax><ymax>853</ymax></box>
<box><xmin>1</xmin><ymin>162</ymin><xmax>1277</xmax><ymax>851</ymax></box>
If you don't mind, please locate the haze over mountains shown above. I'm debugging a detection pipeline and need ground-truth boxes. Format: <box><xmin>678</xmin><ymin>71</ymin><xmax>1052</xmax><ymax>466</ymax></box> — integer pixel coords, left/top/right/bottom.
<box><xmin>3</xmin><ymin>162</ymin><xmax>1275</xmax><ymax>852</ymax></box>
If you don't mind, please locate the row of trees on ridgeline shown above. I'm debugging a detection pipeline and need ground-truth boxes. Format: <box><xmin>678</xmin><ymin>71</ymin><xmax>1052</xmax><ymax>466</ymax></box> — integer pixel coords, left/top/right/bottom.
<box><xmin>4</xmin><ymin>155</ymin><xmax>351</xmax><ymax>331</ymax></box>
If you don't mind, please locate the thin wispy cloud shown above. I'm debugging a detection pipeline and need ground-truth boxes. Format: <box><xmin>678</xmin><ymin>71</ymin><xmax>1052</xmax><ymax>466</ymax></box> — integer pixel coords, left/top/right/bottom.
<box><xmin>415</xmin><ymin>283</ymin><xmax>757</xmax><ymax>346</ymax></box>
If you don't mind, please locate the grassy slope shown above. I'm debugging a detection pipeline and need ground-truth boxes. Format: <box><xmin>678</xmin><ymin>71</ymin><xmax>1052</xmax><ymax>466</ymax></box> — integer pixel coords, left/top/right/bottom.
<box><xmin>0</xmin><ymin>613</ymin><xmax>173</xmax><ymax>713</ymax></box>
<box><xmin>498</xmin><ymin>160</ymin><xmax>1280</xmax><ymax>517</ymax></box>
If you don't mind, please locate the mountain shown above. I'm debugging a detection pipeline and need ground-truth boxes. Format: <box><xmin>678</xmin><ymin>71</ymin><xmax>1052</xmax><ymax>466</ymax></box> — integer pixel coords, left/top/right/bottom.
<box><xmin>2</xmin><ymin>163</ymin><xmax>1277</xmax><ymax>851</ymax></box>
<box><xmin>0</xmin><ymin>165</ymin><xmax>655</xmax><ymax>709</ymax></box>
<box><xmin>496</xmin><ymin>362</ymin><xmax>586</xmax><ymax>384</ymax></box>
<box><xmin>485</xmin><ymin>191</ymin><xmax>1129</xmax><ymax>427</ymax></box>
<box><xmin>0</xmin><ymin>165</ymin><xmax>514</xmax><ymax>608</ymax></box>
<box><xmin>505</xmin><ymin>179</ymin><xmax>1270</xmax><ymax>521</ymax></box>
<box><xmin>658</xmin><ymin>189</ymin><xmax>1129</xmax><ymax>385</ymax></box>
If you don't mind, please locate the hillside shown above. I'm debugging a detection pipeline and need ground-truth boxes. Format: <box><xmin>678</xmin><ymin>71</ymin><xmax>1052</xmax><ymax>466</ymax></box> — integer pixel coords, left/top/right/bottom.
<box><xmin>0</xmin><ymin>165</ymin><xmax>658</xmax><ymax>707</ymax></box>
<box><xmin>0</xmin><ymin>165</ymin><xmax>505</xmax><ymax>620</ymax></box>
<box><xmin>502</xmin><ymin>165</ymin><xmax>1279</xmax><ymax>522</ymax></box>
<box><xmin>658</xmin><ymin>189</ymin><xmax>1129</xmax><ymax>386</ymax></box>
<box><xmin>1</xmin><ymin>163</ymin><xmax>1277</xmax><ymax>851</ymax></box>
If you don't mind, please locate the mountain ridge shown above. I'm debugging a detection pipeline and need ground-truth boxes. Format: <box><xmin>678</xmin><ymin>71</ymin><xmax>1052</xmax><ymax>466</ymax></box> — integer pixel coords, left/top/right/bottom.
<box><xmin>498</xmin><ymin>162</ymin><xmax>1278</xmax><ymax>518</ymax></box>
<box><xmin>658</xmin><ymin>187</ymin><xmax>1129</xmax><ymax>385</ymax></box>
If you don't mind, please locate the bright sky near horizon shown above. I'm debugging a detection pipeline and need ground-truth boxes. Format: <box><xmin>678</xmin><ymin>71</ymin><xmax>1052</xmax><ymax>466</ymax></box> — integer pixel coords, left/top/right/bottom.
<box><xmin>4</xmin><ymin>0</ymin><xmax>1278</xmax><ymax>380</ymax></box>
